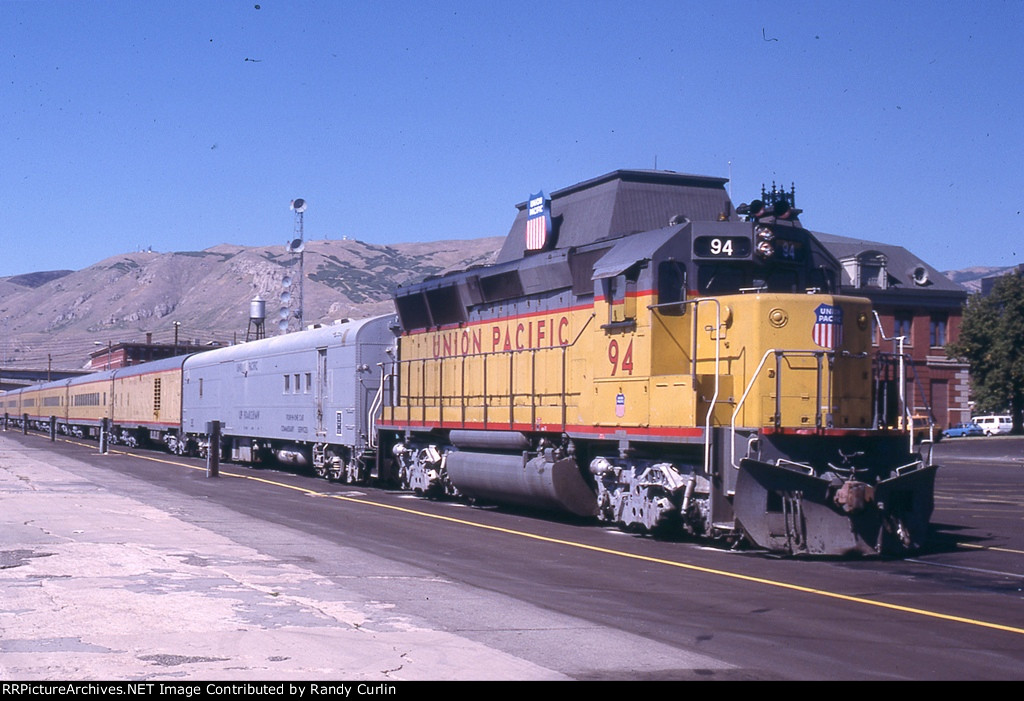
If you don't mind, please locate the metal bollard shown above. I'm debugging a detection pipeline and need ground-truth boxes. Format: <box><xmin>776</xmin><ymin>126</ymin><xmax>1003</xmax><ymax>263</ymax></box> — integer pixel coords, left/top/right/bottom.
<box><xmin>99</xmin><ymin>417</ymin><xmax>109</xmax><ymax>454</ymax></box>
<box><xmin>206</xmin><ymin>420</ymin><xmax>220</xmax><ymax>478</ymax></box>
<box><xmin>49</xmin><ymin>416</ymin><xmax>56</xmax><ymax>442</ymax></box>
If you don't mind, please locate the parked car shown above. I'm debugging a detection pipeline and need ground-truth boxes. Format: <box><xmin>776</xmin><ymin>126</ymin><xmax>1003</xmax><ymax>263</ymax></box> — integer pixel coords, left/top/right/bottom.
<box><xmin>896</xmin><ymin>414</ymin><xmax>941</xmax><ymax>443</ymax></box>
<box><xmin>971</xmin><ymin>415</ymin><xmax>1013</xmax><ymax>436</ymax></box>
<box><xmin>943</xmin><ymin>422</ymin><xmax>984</xmax><ymax>438</ymax></box>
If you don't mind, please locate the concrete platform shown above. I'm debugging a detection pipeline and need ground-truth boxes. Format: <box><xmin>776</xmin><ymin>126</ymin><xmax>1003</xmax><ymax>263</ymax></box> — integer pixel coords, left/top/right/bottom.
<box><xmin>0</xmin><ymin>435</ymin><xmax>573</xmax><ymax>681</ymax></box>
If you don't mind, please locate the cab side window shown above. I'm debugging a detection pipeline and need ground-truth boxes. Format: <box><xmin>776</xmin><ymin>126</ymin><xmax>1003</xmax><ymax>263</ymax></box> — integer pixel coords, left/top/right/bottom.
<box><xmin>604</xmin><ymin>272</ymin><xmax>637</xmax><ymax>324</ymax></box>
<box><xmin>657</xmin><ymin>261</ymin><xmax>687</xmax><ymax>305</ymax></box>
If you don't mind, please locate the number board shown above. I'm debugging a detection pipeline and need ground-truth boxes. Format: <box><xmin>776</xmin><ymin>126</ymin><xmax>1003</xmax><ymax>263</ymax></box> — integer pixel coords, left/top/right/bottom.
<box><xmin>693</xmin><ymin>236</ymin><xmax>752</xmax><ymax>259</ymax></box>
<box><xmin>772</xmin><ymin>235</ymin><xmax>805</xmax><ymax>262</ymax></box>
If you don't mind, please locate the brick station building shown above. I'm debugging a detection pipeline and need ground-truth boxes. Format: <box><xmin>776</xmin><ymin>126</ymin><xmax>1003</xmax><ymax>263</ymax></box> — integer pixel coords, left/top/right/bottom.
<box><xmin>815</xmin><ymin>232</ymin><xmax>969</xmax><ymax>429</ymax></box>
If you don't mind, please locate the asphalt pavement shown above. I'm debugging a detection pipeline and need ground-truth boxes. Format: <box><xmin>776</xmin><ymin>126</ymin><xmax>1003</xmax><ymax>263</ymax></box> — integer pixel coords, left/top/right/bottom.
<box><xmin>0</xmin><ymin>434</ymin><xmax>577</xmax><ymax>681</ymax></box>
<box><xmin>10</xmin><ymin>429</ymin><xmax>1021</xmax><ymax>681</ymax></box>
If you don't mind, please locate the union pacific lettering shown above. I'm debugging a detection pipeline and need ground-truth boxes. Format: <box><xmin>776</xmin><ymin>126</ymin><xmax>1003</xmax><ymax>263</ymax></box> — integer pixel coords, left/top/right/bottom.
<box><xmin>428</xmin><ymin>315</ymin><xmax>572</xmax><ymax>359</ymax></box>
<box><xmin>491</xmin><ymin>315</ymin><xmax>571</xmax><ymax>353</ymax></box>
<box><xmin>432</xmin><ymin>328</ymin><xmax>484</xmax><ymax>359</ymax></box>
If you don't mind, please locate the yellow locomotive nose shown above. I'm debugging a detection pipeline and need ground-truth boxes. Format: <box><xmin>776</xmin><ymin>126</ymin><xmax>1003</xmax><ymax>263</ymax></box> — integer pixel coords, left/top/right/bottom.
<box><xmin>710</xmin><ymin>293</ymin><xmax>874</xmax><ymax>432</ymax></box>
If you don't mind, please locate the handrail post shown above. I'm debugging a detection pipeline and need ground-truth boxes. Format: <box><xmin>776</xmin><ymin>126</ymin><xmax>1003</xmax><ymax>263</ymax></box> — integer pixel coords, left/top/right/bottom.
<box><xmin>774</xmin><ymin>350</ymin><xmax>783</xmax><ymax>429</ymax></box>
<box><xmin>815</xmin><ymin>352</ymin><xmax>824</xmax><ymax>429</ymax></box>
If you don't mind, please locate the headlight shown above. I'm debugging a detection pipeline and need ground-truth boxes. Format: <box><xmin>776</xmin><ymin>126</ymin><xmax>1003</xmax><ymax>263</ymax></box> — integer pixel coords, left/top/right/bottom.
<box><xmin>755</xmin><ymin>225</ymin><xmax>775</xmax><ymax>258</ymax></box>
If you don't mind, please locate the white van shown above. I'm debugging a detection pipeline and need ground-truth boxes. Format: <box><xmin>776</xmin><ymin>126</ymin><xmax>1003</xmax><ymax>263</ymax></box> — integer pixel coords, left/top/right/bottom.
<box><xmin>971</xmin><ymin>415</ymin><xmax>1013</xmax><ymax>436</ymax></box>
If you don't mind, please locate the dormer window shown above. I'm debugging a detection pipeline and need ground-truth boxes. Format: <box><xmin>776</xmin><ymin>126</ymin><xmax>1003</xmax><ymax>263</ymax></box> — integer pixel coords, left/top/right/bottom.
<box><xmin>842</xmin><ymin>251</ymin><xmax>888</xmax><ymax>289</ymax></box>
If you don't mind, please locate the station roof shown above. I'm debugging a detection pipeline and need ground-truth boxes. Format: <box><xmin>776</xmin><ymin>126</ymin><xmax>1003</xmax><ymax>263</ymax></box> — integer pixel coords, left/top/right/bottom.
<box><xmin>813</xmin><ymin>231</ymin><xmax>965</xmax><ymax>295</ymax></box>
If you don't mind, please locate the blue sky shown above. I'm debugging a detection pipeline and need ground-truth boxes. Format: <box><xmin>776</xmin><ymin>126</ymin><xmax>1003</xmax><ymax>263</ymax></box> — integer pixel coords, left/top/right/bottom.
<box><xmin>1</xmin><ymin>0</ymin><xmax>1021</xmax><ymax>277</ymax></box>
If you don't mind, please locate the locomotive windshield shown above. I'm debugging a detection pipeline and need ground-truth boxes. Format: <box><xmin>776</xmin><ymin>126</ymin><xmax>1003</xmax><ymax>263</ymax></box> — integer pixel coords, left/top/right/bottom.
<box><xmin>696</xmin><ymin>262</ymin><xmax>804</xmax><ymax>294</ymax></box>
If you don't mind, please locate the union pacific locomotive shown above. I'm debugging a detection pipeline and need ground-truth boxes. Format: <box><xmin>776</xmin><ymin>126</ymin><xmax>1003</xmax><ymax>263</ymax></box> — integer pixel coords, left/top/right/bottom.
<box><xmin>1</xmin><ymin>170</ymin><xmax>936</xmax><ymax>556</ymax></box>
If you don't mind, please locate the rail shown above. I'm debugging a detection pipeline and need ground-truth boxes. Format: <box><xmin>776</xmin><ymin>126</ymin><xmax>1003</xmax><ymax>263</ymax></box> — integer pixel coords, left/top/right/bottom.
<box><xmin>648</xmin><ymin>297</ymin><xmax>723</xmax><ymax>476</ymax></box>
<box><xmin>872</xmin><ymin>311</ymin><xmax>917</xmax><ymax>453</ymax></box>
<box><xmin>367</xmin><ymin>364</ymin><xmax>394</xmax><ymax>450</ymax></box>
<box><xmin>384</xmin><ymin>314</ymin><xmax>594</xmax><ymax>434</ymax></box>
<box><xmin>730</xmin><ymin>348</ymin><xmax>836</xmax><ymax>470</ymax></box>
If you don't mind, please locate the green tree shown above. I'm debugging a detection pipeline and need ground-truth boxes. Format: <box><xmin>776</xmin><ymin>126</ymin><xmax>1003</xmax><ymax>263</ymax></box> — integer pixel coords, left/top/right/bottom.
<box><xmin>947</xmin><ymin>272</ymin><xmax>1024</xmax><ymax>433</ymax></box>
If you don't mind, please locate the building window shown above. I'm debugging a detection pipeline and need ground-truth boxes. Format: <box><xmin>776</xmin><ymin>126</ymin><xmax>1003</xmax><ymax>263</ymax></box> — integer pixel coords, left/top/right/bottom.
<box><xmin>930</xmin><ymin>314</ymin><xmax>948</xmax><ymax>348</ymax></box>
<box><xmin>894</xmin><ymin>312</ymin><xmax>913</xmax><ymax>345</ymax></box>
<box><xmin>844</xmin><ymin>251</ymin><xmax>889</xmax><ymax>289</ymax></box>
<box><xmin>861</xmin><ymin>263</ymin><xmax>885</xmax><ymax>288</ymax></box>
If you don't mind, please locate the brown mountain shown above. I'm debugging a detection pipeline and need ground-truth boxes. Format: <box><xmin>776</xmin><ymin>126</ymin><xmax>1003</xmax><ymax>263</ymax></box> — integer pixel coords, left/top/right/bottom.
<box><xmin>0</xmin><ymin>237</ymin><xmax>503</xmax><ymax>371</ymax></box>
<box><xmin>0</xmin><ymin>236</ymin><xmax>1005</xmax><ymax>373</ymax></box>
<box><xmin>941</xmin><ymin>266</ymin><xmax>1018</xmax><ymax>294</ymax></box>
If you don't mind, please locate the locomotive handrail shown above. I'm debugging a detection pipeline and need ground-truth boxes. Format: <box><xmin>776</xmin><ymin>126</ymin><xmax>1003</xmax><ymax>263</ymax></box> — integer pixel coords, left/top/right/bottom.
<box><xmin>651</xmin><ymin>298</ymin><xmax>723</xmax><ymax>476</ymax></box>
<box><xmin>649</xmin><ymin>297</ymin><xmax>723</xmax><ymax>477</ymax></box>
<box><xmin>696</xmin><ymin>299</ymin><xmax>722</xmax><ymax>479</ymax></box>
<box><xmin>774</xmin><ymin>458</ymin><xmax>816</xmax><ymax>475</ymax></box>
<box><xmin>731</xmin><ymin>349</ymin><xmax>777</xmax><ymax>470</ymax></box>
<box><xmin>389</xmin><ymin>313</ymin><xmax>595</xmax><ymax>432</ymax></box>
<box><xmin>872</xmin><ymin>310</ymin><xmax>914</xmax><ymax>452</ymax></box>
<box><xmin>367</xmin><ymin>363</ymin><xmax>395</xmax><ymax>450</ymax></box>
<box><xmin>895</xmin><ymin>459</ymin><xmax>926</xmax><ymax>475</ymax></box>
<box><xmin>730</xmin><ymin>348</ymin><xmax>835</xmax><ymax>470</ymax></box>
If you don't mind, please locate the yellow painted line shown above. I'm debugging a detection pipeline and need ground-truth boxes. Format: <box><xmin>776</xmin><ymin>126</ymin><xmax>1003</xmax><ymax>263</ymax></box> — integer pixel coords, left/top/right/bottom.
<box><xmin>42</xmin><ymin>435</ymin><xmax>1024</xmax><ymax>638</ymax></box>
<box><xmin>104</xmin><ymin>445</ymin><xmax>323</xmax><ymax>494</ymax></box>
<box><xmin>936</xmin><ymin>509</ymin><xmax>1024</xmax><ymax>516</ymax></box>
<box><xmin>958</xmin><ymin>542</ymin><xmax>1024</xmax><ymax>556</ymax></box>
<box><xmin>942</xmin><ymin>505</ymin><xmax>1024</xmax><ymax>510</ymax></box>
<box><xmin>309</xmin><ymin>492</ymin><xmax>1024</xmax><ymax>637</ymax></box>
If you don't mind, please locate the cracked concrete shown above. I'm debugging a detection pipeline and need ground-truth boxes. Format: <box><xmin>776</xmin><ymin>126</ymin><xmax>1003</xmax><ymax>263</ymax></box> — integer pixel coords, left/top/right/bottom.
<box><xmin>0</xmin><ymin>436</ymin><xmax>569</xmax><ymax>680</ymax></box>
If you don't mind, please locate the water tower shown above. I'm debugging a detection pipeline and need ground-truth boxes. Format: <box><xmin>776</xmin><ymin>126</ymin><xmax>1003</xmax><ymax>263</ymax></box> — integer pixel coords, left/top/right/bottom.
<box><xmin>246</xmin><ymin>296</ymin><xmax>266</xmax><ymax>341</ymax></box>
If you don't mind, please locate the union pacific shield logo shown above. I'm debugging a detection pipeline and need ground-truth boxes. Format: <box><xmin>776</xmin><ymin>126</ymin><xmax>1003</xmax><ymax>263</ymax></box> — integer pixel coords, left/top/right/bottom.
<box><xmin>525</xmin><ymin>191</ymin><xmax>551</xmax><ymax>251</ymax></box>
<box><xmin>812</xmin><ymin>303</ymin><xmax>843</xmax><ymax>349</ymax></box>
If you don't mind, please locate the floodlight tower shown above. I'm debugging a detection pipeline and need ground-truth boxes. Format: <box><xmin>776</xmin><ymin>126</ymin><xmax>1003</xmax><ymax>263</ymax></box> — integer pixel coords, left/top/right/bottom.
<box><xmin>282</xmin><ymin>198</ymin><xmax>307</xmax><ymax>333</ymax></box>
